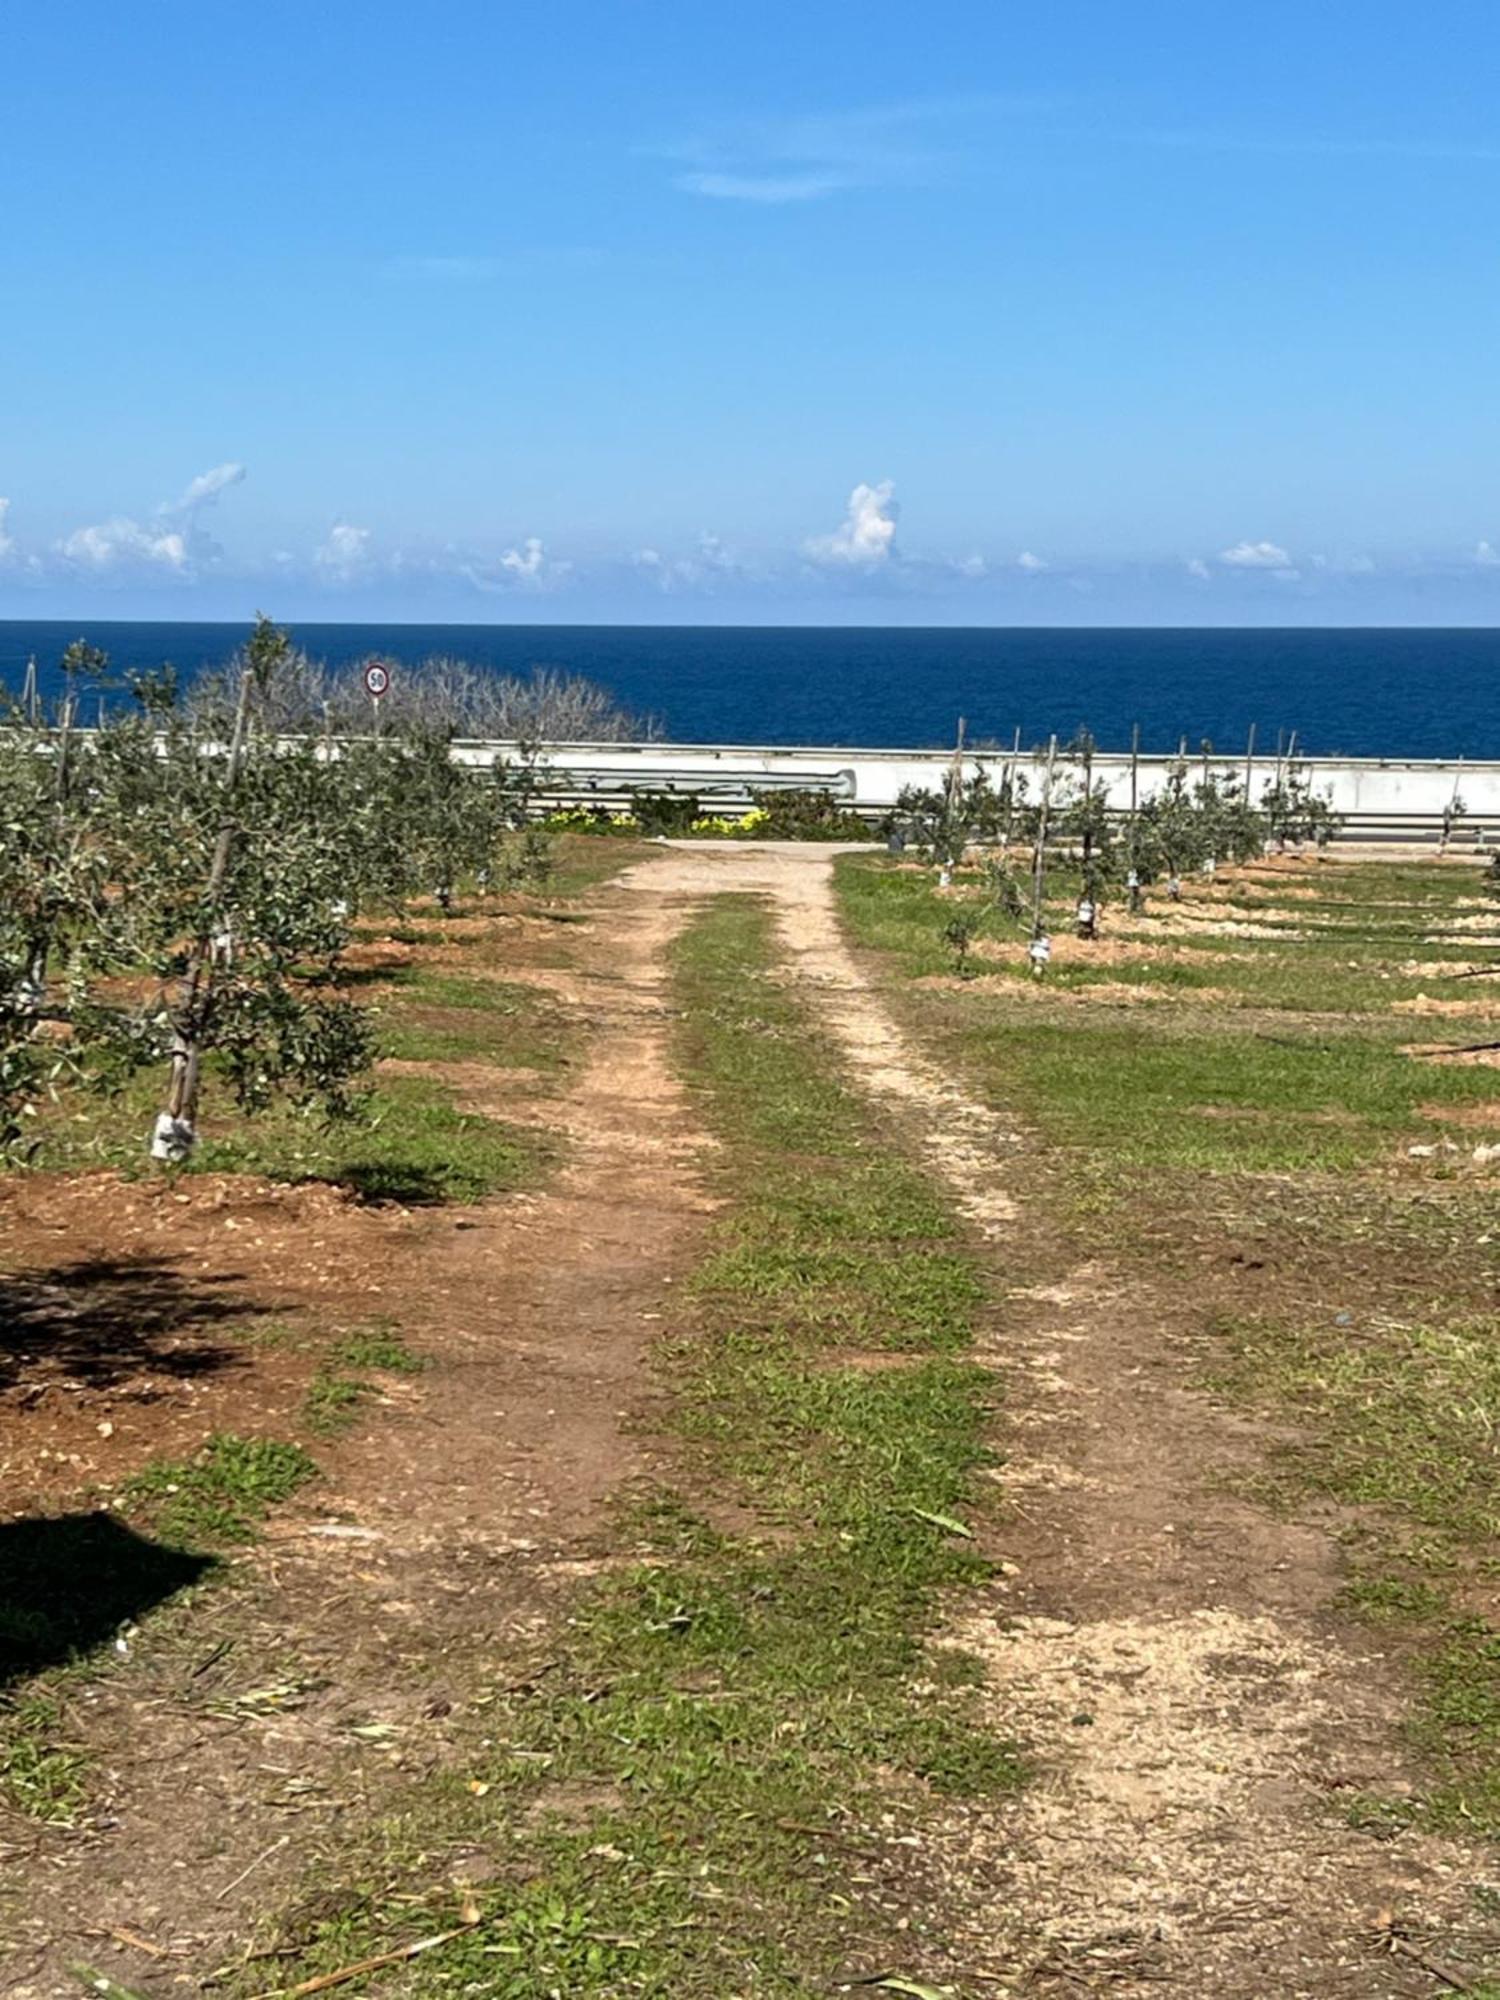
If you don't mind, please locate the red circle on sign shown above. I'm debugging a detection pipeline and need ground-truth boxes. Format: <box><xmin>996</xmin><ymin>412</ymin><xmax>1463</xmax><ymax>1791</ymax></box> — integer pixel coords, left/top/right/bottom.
<box><xmin>364</xmin><ymin>662</ymin><xmax>390</xmax><ymax>697</ymax></box>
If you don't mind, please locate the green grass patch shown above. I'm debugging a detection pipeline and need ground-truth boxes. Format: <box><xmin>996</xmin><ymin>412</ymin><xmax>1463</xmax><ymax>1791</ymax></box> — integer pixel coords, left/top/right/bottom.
<box><xmin>200</xmin><ymin>1074</ymin><xmax>543</xmax><ymax>1204</ymax></box>
<box><xmin>303</xmin><ymin>1370</ymin><xmax>368</xmax><ymax>1436</ymax></box>
<box><xmin>377</xmin><ymin>970</ymin><xmax>568</xmax><ymax>1070</ymax></box>
<box><xmin>35</xmin><ymin>1065</ymin><xmax>545</xmax><ymax>1205</ymax></box>
<box><xmin>122</xmin><ymin>1434</ymin><xmax>317</xmax><ymax>1549</ymax></box>
<box><xmin>305</xmin><ymin>1322</ymin><xmax>424</xmax><ymax>1433</ymax></box>
<box><xmin>331</xmin><ymin>1322</ymin><xmax>425</xmax><ymax>1372</ymax></box>
<box><xmin>0</xmin><ymin>1694</ymin><xmax>89</xmax><ymax>1824</ymax></box>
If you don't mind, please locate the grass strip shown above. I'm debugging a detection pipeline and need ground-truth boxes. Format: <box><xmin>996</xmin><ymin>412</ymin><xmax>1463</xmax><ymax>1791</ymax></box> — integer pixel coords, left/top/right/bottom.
<box><xmin>248</xmin><ymin>892</ymin><xmax>1018</xmax><ymax>1998</ymax></box>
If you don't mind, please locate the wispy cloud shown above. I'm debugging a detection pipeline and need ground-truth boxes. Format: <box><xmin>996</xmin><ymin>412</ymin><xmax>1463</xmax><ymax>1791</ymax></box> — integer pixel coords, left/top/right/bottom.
<box><xmin>1016</xmin><ymin>549</ymin><xmax>1047</xmax><ymax>574</ymax></box>
<box><xmin>166</xmin><ymin>462</ymin><xmax>245</xmax><ymax>514</ymax></box>
<box><xmin>805</xmin><ymin>480</ymin><xmax>899</xmax><ymax>566</ymax></box>
<box><xmin>633</xmin><ymin>532</ymin><xmax>752</xmax><ymax>591</ymax></box>
<box><xmin>676</xmin><ymin>170</ymin><xmax>851</xmax><ymax>204</ymax></box>
<box><xmin>1476</xmin><ymin>540</ymin><xmax>1500</xmax><ymax>569</ymax></box>
<box><xmin>664</xmin><ymin>93</ymin><xmax>1037</xmax><ymax>204</ymax></box>
<box><xmin>384</xmin><ymin>254</ymin><xmax>504</xmax><ymax>283</ymax></box>
<box><xmin>1138</xmin><ymin>126</ymin><xmax>1500</xmax><ymax>166</ymax></box>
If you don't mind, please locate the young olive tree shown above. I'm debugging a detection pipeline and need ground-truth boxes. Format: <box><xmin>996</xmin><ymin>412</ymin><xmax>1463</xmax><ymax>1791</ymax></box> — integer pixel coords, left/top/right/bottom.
<box><xmin>1261</xmin><ymin>759</ymin><xmax>1343</xmax><ymax>852</ymax></box>
<box><xmin>1045</xmin><ymin>735</ymin><xmax>1119</xmax><ymax>937</ymax></box>
<box><xmin>0</xmin><ymin>645</ymin><xmax>169</xmax><ymax>1148</ymax></box>
<box><xmin>92</xmin><ymin>617</ymin><xmax>377</xmax><ymax>1161</ymax></box>
<box><xmin>1195</xmin><ymin>769</ymin><xmax>1267</xmax><ymax>868</ymax></box>
<box><xmin>1135</xmin><ymin>756</ymin><xmax>1204</xmax><ymax>900</ymax></box>
<box><xmin>380</xmin><ymin>731</ymin><xmax>545</xmax><ymax>913</ymax></box>
<box><xmin>890</xmin><ymin>770</ymin><xmax>1005</xmax><ymax>883</ymax></box>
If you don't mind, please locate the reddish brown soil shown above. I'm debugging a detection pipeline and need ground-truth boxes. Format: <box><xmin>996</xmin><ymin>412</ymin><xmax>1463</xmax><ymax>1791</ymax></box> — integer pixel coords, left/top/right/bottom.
<box><xmin>0</xmin><ymin>1172</ymin><xmax>416</xmax><ymax>1511</ymax></box>
<box><xmin>0</xmin><ymin>885</ymin><xmax>711</xmax><ymax>1998</ymax></box>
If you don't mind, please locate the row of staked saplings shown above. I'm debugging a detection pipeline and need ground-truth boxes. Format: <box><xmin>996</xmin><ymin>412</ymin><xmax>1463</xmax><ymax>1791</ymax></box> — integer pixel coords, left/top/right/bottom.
<box><xmin>0</xmin><ymin>617</ymin><xmax>548</xmax><ymax>1163</ymax></box>
<box><xmin>887</xmin><ymin>731</ymin><xmax>1342</xmax><ymax>976</ymax></box>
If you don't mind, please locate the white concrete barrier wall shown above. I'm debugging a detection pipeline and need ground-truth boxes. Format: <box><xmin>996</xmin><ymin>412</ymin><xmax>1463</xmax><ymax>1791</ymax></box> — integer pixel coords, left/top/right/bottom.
<box><xmin>448</xmin><ymin>739</ymin><xmax>1500</xmax><ymax>839</ymax></box>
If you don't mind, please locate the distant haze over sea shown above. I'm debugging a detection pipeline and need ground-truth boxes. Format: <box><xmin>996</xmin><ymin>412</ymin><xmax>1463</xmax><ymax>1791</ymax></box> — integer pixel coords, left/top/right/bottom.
<box><xmin>1</xmin><ymin>622</ymin><xmax>1495</xmax><ymax>759</ymax></box>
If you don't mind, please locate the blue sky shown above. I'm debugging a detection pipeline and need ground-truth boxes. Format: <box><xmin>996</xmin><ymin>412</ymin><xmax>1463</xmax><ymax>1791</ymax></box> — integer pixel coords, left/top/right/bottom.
<box><xmin>5</xmin><ymin>0</ymin><xmax>1500</xmax><ymax>624</ymax></box>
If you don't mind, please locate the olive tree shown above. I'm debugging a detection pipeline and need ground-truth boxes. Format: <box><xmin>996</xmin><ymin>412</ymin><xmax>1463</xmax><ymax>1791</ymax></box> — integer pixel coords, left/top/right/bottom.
<box><xmin>82</xmin><ymin>618</ymin><xmax>377</xmax><ymax>1161</ymax></box>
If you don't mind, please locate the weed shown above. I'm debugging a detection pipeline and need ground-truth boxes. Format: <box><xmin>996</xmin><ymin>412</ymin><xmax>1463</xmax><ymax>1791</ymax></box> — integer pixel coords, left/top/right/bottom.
<box><xmin>0</xmin><ymin>1694</ymin><xmax>88</xmax><ymax>1823</ymax></box>
<box><xmin>332</xmin><ymin>1323</ymin><xmax>424</xmax><ymax>1372</ymax></box>
<box><xmin>123</xmin><ymin>1434</ymin><xmax>317</xmax><ymax>1549</ymax></box>
<box><xmin>303</xmin><ymin>1372</ymin><xmax>368</xmax><ymax>1436</ymax></box>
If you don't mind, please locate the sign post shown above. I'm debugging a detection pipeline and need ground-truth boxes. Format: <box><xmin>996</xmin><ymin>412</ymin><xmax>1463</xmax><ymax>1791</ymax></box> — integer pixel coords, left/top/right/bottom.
<box><xmin>363</xmin><ymin>659</ymin><xmax>391</xmax><ymax>737</ymax></box>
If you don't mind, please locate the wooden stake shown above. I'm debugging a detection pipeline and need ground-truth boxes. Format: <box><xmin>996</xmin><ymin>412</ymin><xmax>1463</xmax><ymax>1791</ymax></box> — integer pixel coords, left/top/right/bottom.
<box><xmin>1000</xmin><ymin>725</ymin><xmax>1022</xmax><ymax>851</ymax></box>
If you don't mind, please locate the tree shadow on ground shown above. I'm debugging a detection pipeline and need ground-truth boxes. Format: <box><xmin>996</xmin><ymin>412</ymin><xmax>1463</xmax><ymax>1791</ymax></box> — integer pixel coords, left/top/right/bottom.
<box><xmin>0</xmin><ymin>1512</ymin><xmax>213</xmax><ymax>1685</ymax></box>
<box><xmin>0</xmin><ymin>1254</ymin><xmax>261</xmax><ymax>1394</ymax></box>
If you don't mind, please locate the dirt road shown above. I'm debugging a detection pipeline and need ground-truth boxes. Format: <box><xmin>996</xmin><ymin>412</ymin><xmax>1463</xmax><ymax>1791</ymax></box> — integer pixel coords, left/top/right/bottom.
<box><xmin>5</xmin><ymin>841</ymin><xmax>1489</xmax><ymax>1996</ymax></box>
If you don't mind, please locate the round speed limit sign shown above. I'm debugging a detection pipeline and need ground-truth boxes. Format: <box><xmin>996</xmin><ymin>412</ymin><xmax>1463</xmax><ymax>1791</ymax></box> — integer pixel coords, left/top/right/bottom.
<box><xmin>363</xmin><ymin>661</ymin><xmax>391</xmax><ymax>699</ymax></box>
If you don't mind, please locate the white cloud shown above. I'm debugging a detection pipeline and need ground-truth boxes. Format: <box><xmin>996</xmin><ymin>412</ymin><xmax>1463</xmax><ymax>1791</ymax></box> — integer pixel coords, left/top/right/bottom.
<box><xmin>1185</xmin><ymin>556</ymin><xmax>1211</xmax><ymax>580</ymax></box>
<box><xmin>696</xmin><ymin>531</ymin><xmax>737</xmax><ymax>570</ymax></box>
<box><xmin>632</xmin><ymin>532</ymin><xmax>751</xmax><ymax>592</ymax></box>
<box><xmin>806</xmin><ymin>480</ymin><xmax>898</xmax><ymax>566</ymax></box>
<box><xmin>952</xmin><ymin>554</ymin><xmax>987</xmax><ymax>579</ymax></box>
<box><xmin>167</xmin><ymin>462</ymin><xmax>246</xmax><ymax>515</ymax></box>
<box><xmin>500</xmin><ymin>536</ymin><xmax>557</xmax><ymax>586</ymax></box>
<box><xmin>1476</xmin><ymin>540</ymin><xmax>1500</xmax><ymax>568</ymax></box>
<box><xmin>315</xmin><ymin>522</ymin><xmax>374</xmax><ymax>582</ymax></box>
<box><xmin>1219</xmin><ymin>539</ymin><xmax>1295</xmax><ymax>571</ymax></box>
<box><xmin>50</xmin><ymin>462</ymin><xmax>245</xmax><ymax>578</ymax></box>
<box><xmin>58</xmin><ymin>518</ymin><xmax>189</xmax><ymax>571</ymax></box>
<box><xmin>0</xmin><ymin>498</ymin><xmax>14</xmax><ymax>565</ymax></box>
<box><xmin>1016</xmin><ymin>549</ymin><xmax>1047</xmax><ymax>573</ymax></box>
<box><xmin>462</xmin><ymin>536</ymin><xmax>570</xmax><ymax>594</ymax></box>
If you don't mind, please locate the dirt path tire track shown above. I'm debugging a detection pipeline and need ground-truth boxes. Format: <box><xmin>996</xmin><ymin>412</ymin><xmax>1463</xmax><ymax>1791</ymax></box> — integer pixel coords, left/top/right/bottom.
<box><xmin>621</xmin><ymin>842</ymin><xmax>1498</xmax><ymax>1998</ymax></box>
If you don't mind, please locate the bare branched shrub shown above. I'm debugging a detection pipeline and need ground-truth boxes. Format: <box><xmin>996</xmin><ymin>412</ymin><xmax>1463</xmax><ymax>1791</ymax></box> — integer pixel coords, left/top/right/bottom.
<box><xmin>187</xmin><ymin>652</ymin><xmax>656</xmax><ymax>744</ymax></box>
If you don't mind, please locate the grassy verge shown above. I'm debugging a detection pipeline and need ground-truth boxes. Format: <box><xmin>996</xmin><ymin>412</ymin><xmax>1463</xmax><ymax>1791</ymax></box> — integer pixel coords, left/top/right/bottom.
<box><xmin>837</xmin><ymin>847</ymin><xmax>1500</xmax><ymax>1841</ymax></box>
<box><xmin>240</xmin><ymin>893</ymin><xmax>1016</xmax><ymax>1998</ymax></box>
<box><xmin>33</xmin><ymin>1066</ymin><xmax>543</xmax><ymax>1204</ymax></box>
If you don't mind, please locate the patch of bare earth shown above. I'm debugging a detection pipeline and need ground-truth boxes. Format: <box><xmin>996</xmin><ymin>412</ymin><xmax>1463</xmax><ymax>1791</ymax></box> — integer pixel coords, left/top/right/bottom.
<box><xmin>916</xmin><ymin>973</ymin><xmax>1233</xmax><ymax>1006</ymax></box>
<box><xmin>0</xmin><ymin>891</ymin><xmax>713</xmax><ymax>1998</ymax></box>
<box><xmin>620</xmin><ymin>844</ymin><xmax>1500</xmax><ymax>1997</ymax></box>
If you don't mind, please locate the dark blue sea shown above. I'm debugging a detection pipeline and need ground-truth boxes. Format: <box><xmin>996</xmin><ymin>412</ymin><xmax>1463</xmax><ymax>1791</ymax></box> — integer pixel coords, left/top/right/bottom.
<box><xmin>1</xmin><ymin>621</ymin><xmax>1496</xmax><ymax>758</ymax></box>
